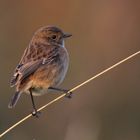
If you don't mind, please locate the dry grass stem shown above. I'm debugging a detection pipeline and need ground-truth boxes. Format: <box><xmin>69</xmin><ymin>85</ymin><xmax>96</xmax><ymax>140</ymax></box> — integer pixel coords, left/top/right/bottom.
<box><xmin>0</xmin><ymin>50</ymin><xmax>139</xmax><ymax>138</ymax></box>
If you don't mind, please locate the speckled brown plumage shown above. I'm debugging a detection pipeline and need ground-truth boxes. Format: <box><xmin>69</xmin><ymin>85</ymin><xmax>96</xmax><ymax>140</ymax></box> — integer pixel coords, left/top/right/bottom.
<box><xmin>9</xmin><ymin>26</ymin><xmax>72</xmax><ymax>113</ymax></box>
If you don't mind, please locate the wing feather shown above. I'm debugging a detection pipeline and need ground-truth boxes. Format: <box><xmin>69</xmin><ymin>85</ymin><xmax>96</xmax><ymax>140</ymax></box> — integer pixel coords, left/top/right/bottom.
<box><xmin>10</xmin><ymin>47</ymin><xmax>29</xmax><ymax>87</ymax></box>
<box><xmin>10</xmin><ymin>44</ymin><xmax>58</xmax><ymax>87</ymax></box>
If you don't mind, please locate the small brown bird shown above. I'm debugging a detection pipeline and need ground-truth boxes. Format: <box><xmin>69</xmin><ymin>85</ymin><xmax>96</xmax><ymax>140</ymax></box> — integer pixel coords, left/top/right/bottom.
<box><xmin>9</xmin><ymin>26</ymin><xmax>72</xmax><ymax>117</ymax></box>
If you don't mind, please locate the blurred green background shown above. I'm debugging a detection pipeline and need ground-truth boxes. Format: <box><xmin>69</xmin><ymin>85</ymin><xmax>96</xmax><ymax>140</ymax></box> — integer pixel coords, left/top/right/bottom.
<box><xmin>0</xmin><ymin>0</ymin><xmax>140</xmax><ymax>140</ymax></box>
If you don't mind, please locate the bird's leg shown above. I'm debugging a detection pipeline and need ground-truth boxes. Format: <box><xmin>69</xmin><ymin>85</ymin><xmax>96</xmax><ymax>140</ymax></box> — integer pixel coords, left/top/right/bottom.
<box><xmin>48</xmin><ymin>87</ymin><xmax>72</xmax><ymax>98</ymax></box>
<box><xmin>29</xmin><ymin>88</ymin><xmax>41</xmax><ymax>118</ymax></box>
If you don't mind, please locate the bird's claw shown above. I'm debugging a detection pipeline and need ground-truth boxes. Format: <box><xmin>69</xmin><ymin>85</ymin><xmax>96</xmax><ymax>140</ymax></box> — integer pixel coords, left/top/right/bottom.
<box><xmin>31</xmin><ymin>110</ymin><xmax>41</xmax><ymax>118</ymax></box>
<box><xmin>65</xmin><ymin>91</ymin><xmax>73</xmax><ymax>99</ymax></box>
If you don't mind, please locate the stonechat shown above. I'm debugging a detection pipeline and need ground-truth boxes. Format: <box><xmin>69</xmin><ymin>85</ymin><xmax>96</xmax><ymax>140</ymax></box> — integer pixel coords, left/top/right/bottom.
<box><xmin>8</xmin><ymin>26</ymin><xmax>72</xmax><ymax>117</ymax></box>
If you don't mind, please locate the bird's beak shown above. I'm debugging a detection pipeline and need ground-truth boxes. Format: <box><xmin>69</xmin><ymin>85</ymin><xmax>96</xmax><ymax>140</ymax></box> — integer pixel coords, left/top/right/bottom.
<box><xmin>63</xmin><ymin>33</ymin><xmax>72</xmax><ymax>38</ymax></box>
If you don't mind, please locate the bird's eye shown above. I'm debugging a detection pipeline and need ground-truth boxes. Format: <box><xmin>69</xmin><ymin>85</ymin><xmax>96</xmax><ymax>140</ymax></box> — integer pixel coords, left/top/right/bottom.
<box><xmin>51</xmin><ymin>35</ymin><xmax>57</xmax><ymax>40</ymax></box>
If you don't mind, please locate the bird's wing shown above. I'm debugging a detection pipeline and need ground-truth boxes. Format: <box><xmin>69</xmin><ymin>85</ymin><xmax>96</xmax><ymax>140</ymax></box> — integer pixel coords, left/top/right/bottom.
<box><xmin>10</xmin><ymin>47</ymin><xmax>29</xmax><ymax>87</ymax></box>
<box><xmin>10</xmin><ymin>45</ymin><xmax>58</xmax><ymax>87</ymax></box>
<box><xmin>20</xmin><ymin>60</ymin><xmax>43</xmax><ymax>81</ymax></box>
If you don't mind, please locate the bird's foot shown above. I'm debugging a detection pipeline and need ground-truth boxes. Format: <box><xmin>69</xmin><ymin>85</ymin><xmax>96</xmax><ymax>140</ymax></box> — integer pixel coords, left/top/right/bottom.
<box><xmin>31</xmin><ymin>110</ymin><xmax>41</xmax><ymax>118</ymax></box>
<box><xmin>64</xmin><ymin>90</ymin><xmax>73</xmax><ymax>99</ymax></box>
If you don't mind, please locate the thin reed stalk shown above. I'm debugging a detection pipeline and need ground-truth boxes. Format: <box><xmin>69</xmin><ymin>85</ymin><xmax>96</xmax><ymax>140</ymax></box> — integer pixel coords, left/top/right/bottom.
<box><xmin>0</xmin><ymin>50</ymin><xmax>139</xmax><ymax>138</ymax></box>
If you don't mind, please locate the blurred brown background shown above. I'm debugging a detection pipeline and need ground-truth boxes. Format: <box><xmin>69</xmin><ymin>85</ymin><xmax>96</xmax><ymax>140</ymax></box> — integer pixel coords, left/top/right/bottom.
<box><xmin>0</xmin><ymin>0</ymin><xmax>140</xmax><ymax>140</ymax></box>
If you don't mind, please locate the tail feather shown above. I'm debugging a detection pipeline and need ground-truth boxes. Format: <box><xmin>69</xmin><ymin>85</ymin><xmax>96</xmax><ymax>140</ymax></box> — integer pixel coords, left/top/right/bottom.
<box><xmin>8</xmin><ymin>92</ymin><xmax>21</xmax><ymax>108</ymax></box>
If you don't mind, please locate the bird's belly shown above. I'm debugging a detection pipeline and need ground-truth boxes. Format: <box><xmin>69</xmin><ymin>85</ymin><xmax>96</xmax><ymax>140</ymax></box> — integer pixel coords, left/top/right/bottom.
<box><xmin>27</xmin><ymin>61</ymin><xmax>68</xmax><ymax>96</ymax></box>
<box><xmin>31</xmin><ymin>87</ymin><xmax>48</xmax><ymax>96</ymax></box>
<box><xmin>52</xmin><ymin>59</ymin><xmax>69</xmax><ymax>87</ymax></box>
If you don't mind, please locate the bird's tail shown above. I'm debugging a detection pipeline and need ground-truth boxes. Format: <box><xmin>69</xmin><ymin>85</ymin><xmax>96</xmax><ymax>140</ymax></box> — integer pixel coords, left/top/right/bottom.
<box><xmin>8</xmin><ymin>91</ymin><xmax>21</xmax><ymax>108</ymax></box>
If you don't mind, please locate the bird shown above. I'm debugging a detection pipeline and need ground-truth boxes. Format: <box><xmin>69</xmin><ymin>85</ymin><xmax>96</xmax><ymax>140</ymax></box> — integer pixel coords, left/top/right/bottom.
<box><xmin>8</xmin><ymin>26</ymin><xmax>72</xmax><ymax>117</ymax></box>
